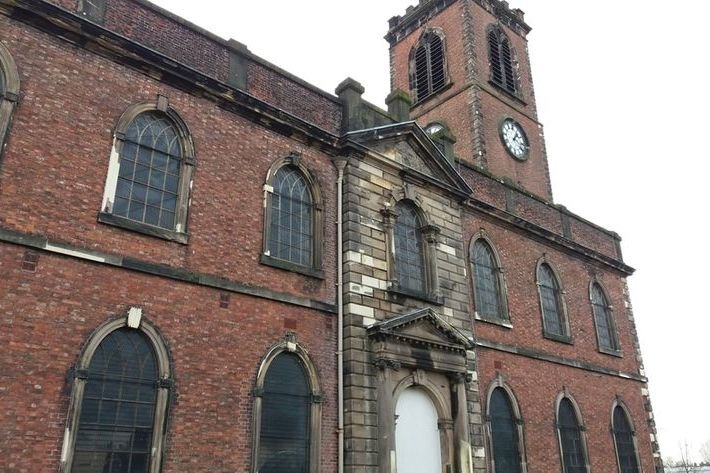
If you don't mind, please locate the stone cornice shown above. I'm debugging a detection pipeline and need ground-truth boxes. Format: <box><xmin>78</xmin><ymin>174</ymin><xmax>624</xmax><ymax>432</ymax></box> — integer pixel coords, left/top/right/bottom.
<box><xmin>0</xmin><ymin>0</ymin><xmax>341</xmax><ymax>150</ymax></box>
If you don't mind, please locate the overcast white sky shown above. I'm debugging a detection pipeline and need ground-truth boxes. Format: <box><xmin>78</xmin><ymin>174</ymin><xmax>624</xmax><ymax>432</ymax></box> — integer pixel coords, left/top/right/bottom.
<box><xmin>152</xmin><ymin>0</ymin><xmax>710</xmax><ymax>463</ymax></box>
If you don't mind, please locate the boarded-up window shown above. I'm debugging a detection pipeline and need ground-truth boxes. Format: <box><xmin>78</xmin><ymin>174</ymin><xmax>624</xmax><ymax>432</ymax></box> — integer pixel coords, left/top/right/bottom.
<box><xmin>490</xmin><ymin>388</ymin><xmax>521</xmax><ymax>473</ymax></box>
<box><xmin>258</xmin><ymin>353</ymin><xmax>311</xmax><ymax>473</ymax></box>
<box><xmin>71</xmin><ymin>328</ymin><xmax>158</xmax><ymax>473</ymax></box>
<box><xmin>558</xmin><ymin>399</ymin><xmax>587</xmax><ymax>473</ymax></box>
<box><xmin>613</xmin><ymin>406</ymin><xmax>640</xmax><ymax>473</ymax></box>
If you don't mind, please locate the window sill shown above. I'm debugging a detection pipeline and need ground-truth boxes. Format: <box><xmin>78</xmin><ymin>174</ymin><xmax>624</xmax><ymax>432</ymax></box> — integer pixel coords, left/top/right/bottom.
<box><xmin>474</xmin><ymin>314</ymin><xmax>512</xmax><ymax>329</ymax></box>
<box><xmin>260</xmin><ymin>254</ymin><xmax>324</xmax><ymax>279</ymax></box>
<box><xmin>543</xmin><ymin>332</ymin><xmax>574</xmax><ymax>345</ymax></box>
<box><xmin>388</xmin><ymin>285</ymin><xmax>443</xmax><ymax>306</ymax></box>
<box><xmin>411</xmin><ymin>82</ymin><xmax>454</xmax><ymax>109</ymax></box>
<box><xmin>598</xmin><ymin>347</ymin><xmax>623</xmax><ymax>358</ymax></box>
<box><xmin>98</xmin><ymin>212</ymin><xmax>188</xmax><ymax>244</ymax></box>
<box><xmin>487</xmin><ymin>80</ymin><xmax>527</xmax><ymax>106</ymax></box>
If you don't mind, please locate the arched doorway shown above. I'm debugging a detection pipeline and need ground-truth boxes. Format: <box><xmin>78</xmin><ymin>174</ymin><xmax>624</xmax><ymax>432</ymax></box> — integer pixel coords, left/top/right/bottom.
<box><xmin>395</xmin><ymin>388</ymin><xmax>442</xmax><ymax>473</ymax></box>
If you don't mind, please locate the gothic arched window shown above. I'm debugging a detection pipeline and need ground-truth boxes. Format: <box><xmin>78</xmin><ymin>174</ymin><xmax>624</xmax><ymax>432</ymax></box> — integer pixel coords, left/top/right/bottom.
<box><xmin>537</xmin><ymin>262</ymin><xmax>569</xmax><ymax>340</ymax></box>
<box><xmin>61</xmin><ymin>319</ymin><xmax>172</xmax><ymax>473</ymax></box>
<box><xmin>488</xmin><ymin>387</ymin><xmax>523</xmax><ymax>473</ymax></box>
<box><xmin>410</xmin><ymin>31</ymin><xmax>448</xmax><ymax>102</ymax></box>
<box><xmin>100</xmin><ymin>101</ymin><xmax>195</xmax><ymax>243</ymax></box>
<box><xmin>557</xmin><ymin>397</ymin><xmax>589</xmax><ymax>473</ymax></box>
<box><xmin>262</xmin><ymin>156</ymin><xmax>323</xmax><ymax>276</ymax></box>
<box><xmin>394</xmin><ymin>201</ymin><xmax>426</xmax><ymax>294</ymax></box>
<box><xmin>612</xmin><ymin>404</ymin><xmax>641</xmax><ymax>473</ymax></box>
<box><xmin>253</xmin><ymin>342</ymin><xmax>322</xmax><ymax>473</ymax></box>
<box><xmin>591</xmin><ymin>283</ymin><xmax>619</xmax><ymax>353</ymax></box>
<box><xmin>0</xmin><ymin>41</ymin><xmax>20</xmax><ymax>159</ymax></box>
<box><xmin>487</xmin><ymin>26</ymin><xmax>518</xmax><ymax>95</ymax></box>
<box><xmin>471</xmin><ymin>237</ymin><xmax>508</xmax><ymax>322</ymax></box>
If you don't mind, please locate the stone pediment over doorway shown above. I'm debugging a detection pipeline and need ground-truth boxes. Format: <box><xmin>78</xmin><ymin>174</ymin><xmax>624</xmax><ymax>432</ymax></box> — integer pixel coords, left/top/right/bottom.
<box><xmin>368</xmin><ymin>308</ymin><xmax>473</xmax><ymax>373</ymax></box>
<box><xmin>343</xmin><ymin>122</ymin><xmax>472</xmax><ymax>198</ymax></box>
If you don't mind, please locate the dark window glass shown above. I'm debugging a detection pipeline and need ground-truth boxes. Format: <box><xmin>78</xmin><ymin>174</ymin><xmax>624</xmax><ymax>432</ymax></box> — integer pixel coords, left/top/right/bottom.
<box><xmin>487</xmin><ymin>28</ymin><xmax>517</xmax><ymax>95</ymax></box>
<box><xmin>592</xmin><ymin>284</ymin><xmax>617</xmax><ymax>351</ymax></box>
<box><xmin>115</xmin><ymin>112</ymin><xmax>182</xmax><ymax>230</ymax></box>
<box><xmin>258</xmin><ymin>353</ymin><xmax>311</xmax><ymax>473</ymax></box>
<box><xmin>559</xmin><ymin>399</ymin><xmax>587</xmax><ymax>473</ymax></box>
<box><xmin>539</xmin><ymin>264</ymin><xmax>565</xmax><ymax>336</ymax></box>
<box><xmin>472</xmin><ymin>240</ymin><xmax>503</xmax><ymax>320</ymax></box>
<box><xmin>394</xmin><ymin>202</ymin><xmax>425</xmax><ymax>294</ymax></box>
<box><xmin>0</xmin><ymin>69</ymin><xmax>5</xmax><ymax>96</ymax></box>
<box><xmin>72</xmin><ymin>328</ymin><xmax>158</xmax><ymax>473</ymax></box>
<box><xmin>413</xmin><ymin>33</ymin><xmax>446</xmax><ymax>102</ymax></box>
<box><xmin>490</xmin><ymin>388</ymin><xmax>521</xmax><ymax>473</ymax></box>
<box><xmin>613</xmin><ymin>406</ymin><xmax>640</xmax><ymax>473</ymax></box>
<box><xmin>268</xmin><ymin>166</ymin><xmax>314</xmax><ymax>267</ymax></box>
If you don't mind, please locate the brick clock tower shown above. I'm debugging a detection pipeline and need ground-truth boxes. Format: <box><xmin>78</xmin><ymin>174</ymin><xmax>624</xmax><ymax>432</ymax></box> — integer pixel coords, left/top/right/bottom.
<box><xmin>387</xmin><ymin>0</ymin><xmax>552</xmax><ymax>200</ymax></box>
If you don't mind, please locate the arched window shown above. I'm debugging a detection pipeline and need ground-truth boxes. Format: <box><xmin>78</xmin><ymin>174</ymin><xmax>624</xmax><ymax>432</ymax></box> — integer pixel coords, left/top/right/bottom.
<box><xmin>410</xmin><ymin>31</ymin><xmax>447</xmax><ymax>103</ymax></box>
<box><xmin>487</xmin><ymin>26</ymin><xmax>518</xmax><ymax>95</ymax></box>
<box><xmin>488</xmin><ymin>387</ymin><xmax>524</xmax><ymax>473</ymax></box>
<box><xmin>557</xmin><ymin>397</ymin><xmax>589</xmax><ymax>473</ymax></box>
<box><xmin>269</xmin><ymin>166</ymin><xmax>313</xmax><ymax>266</ymax></box>
<box><xmin>537</xmin><ymin>262</ymin><xmax>569</xmax><ymax>340</ymax></box>
<box><xmin>61</xmin><ymin>318</ymin><xmax>172</xmax><ymax>473</ymax></box>
<box><xmin>253</xmin><ymin>341</ymin><xmax>322</xmax><ymax>473</ymax></box>
<box><xmin>100</xmin><ymin>100</ymin><xmax>195</xmax><ymax>243</ymax></box>
<box><xmin>262</xmin><ymin>155</ymin><xmax>323</xmax><ymax>276</ymax></box>
<box><xmin>612</xmin><ymin>404</ymin><xmax>641</xmax><ymax>473</ymax></box>
<box><xmin>0</xmin><ymin>41</ymin><xmax>20</xmax><ymax>159</ymax></box>
<box><xmin>394</xmin><ymin>201</ymin><xmax>426</xmax><ymax>294</ymax></box>
<box><xmin>471</xmin><ymin>237</ymin><xmax>508</xmax><ymax>322</ymax></box>
<box><xmin>591</xmin><ymin>283</ymin><xmax>619</xmax><ymax>353</ymax></box>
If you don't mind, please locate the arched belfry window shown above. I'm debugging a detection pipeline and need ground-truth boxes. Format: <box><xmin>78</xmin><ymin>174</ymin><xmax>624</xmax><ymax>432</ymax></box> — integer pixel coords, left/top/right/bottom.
<box><xmin>60</xmin><ymin>317</ymin><xmax>172</xmax><ymax>473</ymax></box>
<box><xmin>471</xmin><ymin>235</ymin><xmax>508</xmax><ymax>322</ymax></box>
<box><xmin>487</xmin><ymin>25</ymin><xmax>518</xmax><ymax>95</ymax></box>
<box><xmin>262</xmin><ymin>154</ymin><xmax>323</xmax><ymax>277</ymax></box>
<box><xmin>556</xmin><ymin>396</ymin><xmax>590</xmax><ymax>473</ymax></box>
<box><xmin>410</xmin><ymin>30</ymin><xmax>448</xmax><ymax>103</ymax></box>
<box><xmin>252</xmin><ymin>340</ymin><xmax>322</xmax><ymax>473</ymax></box>
<box><xmin>486</xmin><ymin>384</ymin><xmax>526</xmax><ymax>473</ymax></box>
<box><xmin>100</xmin><ymin>99</ymin><xmax>195</xmax><ymax>243</ymax></box>
<box><xmin>0</xmin><ymin>41</ymin><xmax>20</xmax><ymax>159</ymax></box>
<box><xmin>536</xmin><ymin>261</ymin><xmax>570</xmax><ymax>341</ymax></box>
<box><xmin>591</xmin><ymin>282</ymin><xmax>620</xmax><ymax>354</ymax></box>
<box><xmin>612</xmin><ymin>403</ymin><xmax>641</xmax><ymax>473</ymax></box>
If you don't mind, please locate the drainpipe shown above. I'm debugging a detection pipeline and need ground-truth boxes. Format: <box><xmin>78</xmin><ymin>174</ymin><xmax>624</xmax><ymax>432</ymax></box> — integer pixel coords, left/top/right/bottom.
<box><xmin>334</xmin><ymin>157</ymin><xmax>347</xmax><ymax>473</ymax></box>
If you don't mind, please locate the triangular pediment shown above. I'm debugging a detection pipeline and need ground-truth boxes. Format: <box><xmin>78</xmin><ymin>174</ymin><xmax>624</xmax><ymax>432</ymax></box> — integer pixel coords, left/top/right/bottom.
<box><xmin>367</xmin><ymin>307</ymin><xmax>472</xmax><ymax>351</ymax></box>
<box><xmin>344</xmin><ymin>122</ymin><xmax>472</xmax><ymax>197</ymax></box>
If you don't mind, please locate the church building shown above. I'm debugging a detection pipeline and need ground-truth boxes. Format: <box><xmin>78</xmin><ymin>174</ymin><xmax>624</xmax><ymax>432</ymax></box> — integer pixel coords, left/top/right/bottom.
<box><xmin>0</xmin><ymin>0</ymin><xmax>663</xmax><ymax>472</ymax></box>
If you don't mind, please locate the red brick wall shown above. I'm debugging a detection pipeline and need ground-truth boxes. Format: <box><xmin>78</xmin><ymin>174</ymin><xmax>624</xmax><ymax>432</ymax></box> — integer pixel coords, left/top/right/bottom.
<box><xmin>0</xmin><ymin>243</ymin><xmax>337</xmax><ymax>473</ymax></box>
<box><xmin>464</xmin><ymin>210</ymin><xmax>638</xmax><ymax>373</ymax></box>
<box><xmin>477</xmin><ymin>349</ymin><xmax>654</xmax><ymax>473</ymax></box>
<box><xmin>0</xmin><ymin>16</ymin><xmax>337</xmax><ymax>303</ymax></box>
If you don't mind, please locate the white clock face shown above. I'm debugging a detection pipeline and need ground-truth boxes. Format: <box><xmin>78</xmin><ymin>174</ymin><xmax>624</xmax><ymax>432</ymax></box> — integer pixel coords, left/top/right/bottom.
<box><xmin>500</xmin><ymin>119</ymin><xmax>529</xmax><ymax>160</ymax></box>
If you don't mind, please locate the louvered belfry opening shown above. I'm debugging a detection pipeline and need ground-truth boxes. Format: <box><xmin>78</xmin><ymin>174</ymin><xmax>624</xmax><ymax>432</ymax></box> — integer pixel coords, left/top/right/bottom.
<box><xmin>412</xmin><ymin>32</ymin><xmax>447</xmax><ymax>102</ymax></box>
<box><xmin>487</xmin><ymin>27</ymin><xmax>517</xmax><ymax>95</ymax></box>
